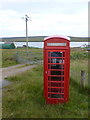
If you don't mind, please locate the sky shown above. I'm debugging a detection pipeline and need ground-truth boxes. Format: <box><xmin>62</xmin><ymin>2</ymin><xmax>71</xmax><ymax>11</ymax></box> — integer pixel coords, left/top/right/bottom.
<box><xmin>0</xmin><ymin>0</ymin><xmax>89</xmax><ymax>37</ymax></box>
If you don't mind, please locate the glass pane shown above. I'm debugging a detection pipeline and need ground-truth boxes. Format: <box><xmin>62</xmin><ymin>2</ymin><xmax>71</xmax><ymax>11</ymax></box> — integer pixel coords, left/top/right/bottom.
<box><xmin>48</xmin><ymin>94</ymin><xmax>64</xmax><ymax>98</ymax></box>
<box><xmin>60</xmin><ymin>77</ymin><xmax>64</xmax><ymax>81</ymax></box>
<box><xmin>48</xmin><ymin>82</ymin><xmax>64</xmax><ymax>87</ymax></box>
<box><xmin>48</xmin><ymin>52</ymin><xmax>65</xmax><ymax>57</ymax></box>
<box><xmin>48</xmin><ymin>76</ymin><xmax>64</xmax><ymax>81</ymax></box>
<box><xmin>51</xmin><ymin>71</ymin><xmax>64</xmax><ymax>75</ymax></box>
<box><xmin>48</xmin><ymin>52</ymin><xmax>51</xmax><ymax>57</ymax></box>
<box><xmin>48</xmin><ymin>76</ymin><xmax>60</xmax><ymax>81</ymax></box>
<box><xmin>48</xmin><ymin>58</ymin><xmax>64</xmax><ymax>63</ymax></box>
<box><xmin>48</xmin><ymin>64</ymin><xmax>64</xmax><ymax>69</ymax></box>
<box><xmin>48</xmin><ymin>88</ymin><xmax>64</xmax><ymax>93</ymax></box>
<box><xmin>47</xmin><ymin>43</ymin><xmax>66</xmax><ymax>46</ymax></box>
<box><xmin>51</xmin><ymin>52</ymin><xmax>63</xmax><ymax>57</ymax></box>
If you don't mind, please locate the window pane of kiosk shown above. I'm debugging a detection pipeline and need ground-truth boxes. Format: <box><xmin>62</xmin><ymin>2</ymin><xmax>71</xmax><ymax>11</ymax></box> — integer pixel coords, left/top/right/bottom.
<box><xmin>51</xmin><ymin>71</ymin><xmax>64</xmax><ymax>75</ymax></box>
<box><xmin>47</xmin><ymin>51</ymin><xmax>65</xmax><ymax>100</ymax></box>
<box><xmin>47</xmin><ymin>43</ymin><xmax>66</xmax><ymax>46</ymax></box>
<box><xmin>48</xmin><ymin>94</ymin><xmax>64</xmax><ymax>98</ymax></box>
<box><xmin>51</xmin><ymin>52</ymin><xmax>63</xmax><ymax>57</ymax></box>
<box><xmin>48</xmin><ymin>64</ymin><xmax>64</xmax><ymax>69</ymax></box>
<box><xmin>48</xmin><ymin>82</ymin><xmax>64</xmax><ymax>87</ymax></box>
<box><xmin>48</xmin><ymin>58</ymin><xmax>64</xmax><ymax>63</ymax></box>
<box><xmin>48</xmin><ymin>76</ymin><xmax>64</xmax><ymax>81</ymax></box>
<box><xmin>48</xmin><ymin>88</ymin><xmax>64</xmax><ymax>93</ymax></box>
<box><xmin>48</xmin><ymin>52</ymin><xmax>65</xmax><ymax>57</ymax></box>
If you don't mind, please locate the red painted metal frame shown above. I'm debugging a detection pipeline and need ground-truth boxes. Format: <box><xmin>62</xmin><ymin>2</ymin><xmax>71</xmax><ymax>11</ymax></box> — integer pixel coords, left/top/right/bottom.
<box><xmin>44</xmin><ymin>35</ymin><xmax>70</xmax><ymax>104</ymax></box>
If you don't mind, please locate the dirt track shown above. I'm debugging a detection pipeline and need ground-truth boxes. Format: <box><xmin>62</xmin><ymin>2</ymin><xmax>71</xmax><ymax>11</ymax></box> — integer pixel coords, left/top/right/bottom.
<box><xmin>2</xmin><ymin>64</ymin><xmax>38</xmax><ymax>78</ymax></box>
<box><xmin>0</xmin><ymin>64</ymin><xmax>39</xmax><ymax>111</ymax></box>
<box><xmin>0</xmin><ymin>64</ymin><xmax>38</xmax><ymax>88</ymax></box>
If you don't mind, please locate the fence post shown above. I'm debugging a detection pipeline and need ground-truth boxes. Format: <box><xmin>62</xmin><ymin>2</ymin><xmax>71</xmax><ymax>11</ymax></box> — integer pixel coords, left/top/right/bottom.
<box><xmin>81</xmin><ymin>70</ymin><xmax>85</xmax><ymax>88</ymax></box>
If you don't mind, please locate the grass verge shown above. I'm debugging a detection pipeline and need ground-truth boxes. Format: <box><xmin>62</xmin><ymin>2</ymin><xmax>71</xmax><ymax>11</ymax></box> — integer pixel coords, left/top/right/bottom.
<box><xmin>2</xmin><ymin>47</ymin><xmax>88</xmax><ymax>68</ymax></box>
<box><xmin>2</xmin><ymin>49</ymin><xmax>19</xmax><ymax>68</ymax></box>
<box><xmin>70</xmin><ymin>59</ymin><xmax>88</xmax><ymax>87</ymax></box>
<box><xmin>70</xmin><ymin>48</ymin><xmax>89</xmax><ymax>88</ymax></box>
<box><xmin>2</xmin><ymin>65</ymin><xmax>89</xmax><ymax>118</ymax></box>
<box><xmin>2</xmin><ymin>48</ymin><xmax>43</xmax><ymax>68</ymax></box>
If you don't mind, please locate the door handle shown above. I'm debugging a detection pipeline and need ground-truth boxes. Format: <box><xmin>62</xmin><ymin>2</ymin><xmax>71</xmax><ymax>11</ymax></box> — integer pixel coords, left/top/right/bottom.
<box><xmin>45</xmin><ymin>71</ymin><xmax>48</xmax><ymax>74</ymax></box>
<box><xmin>45</xmin><ymin>71</ymin><xmax>50</xmax><ymax>75</ymax></box>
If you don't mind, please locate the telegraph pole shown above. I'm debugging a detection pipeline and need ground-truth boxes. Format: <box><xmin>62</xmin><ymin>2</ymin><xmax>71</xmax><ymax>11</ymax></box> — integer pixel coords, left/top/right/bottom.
<box><xmin>22</xmin><ymin>14</ymin><xmax>31</xmax><ymax>55</ymax></box>
<box><xmin>25</xmin><ymin>14</ymin><xmax>29</xmax><ymax>55</ymax></box>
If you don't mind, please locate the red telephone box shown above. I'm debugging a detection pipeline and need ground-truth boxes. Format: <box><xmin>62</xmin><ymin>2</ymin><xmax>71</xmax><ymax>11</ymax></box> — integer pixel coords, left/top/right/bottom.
<box><xmin>44</xmin><ymin>35</ymin><xmax>70</xmax><ymax>104</ymax></box>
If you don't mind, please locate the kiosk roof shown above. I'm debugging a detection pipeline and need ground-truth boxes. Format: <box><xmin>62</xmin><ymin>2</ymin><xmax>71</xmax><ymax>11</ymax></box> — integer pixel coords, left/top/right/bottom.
<box><xmin>44</xmin><ymin>35</ymin><xmax>70</xmax><ymax>41</ymax></box>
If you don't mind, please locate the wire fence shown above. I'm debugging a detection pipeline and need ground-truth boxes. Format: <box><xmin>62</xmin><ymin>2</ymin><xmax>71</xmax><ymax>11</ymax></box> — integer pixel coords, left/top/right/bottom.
<box><xmin>2</xmin><ymin>48</ymin><xmax>89</xmax><ymax>88</ymax></box>
<box><xmin>15</xmin><ymin>50</ymin><xmax>43</xmax><ymax>64</ymax></box>
<box><xmin>2</xmin><ymin>48</ymin><xmax>43</xmax><ymax>67</ymax></box>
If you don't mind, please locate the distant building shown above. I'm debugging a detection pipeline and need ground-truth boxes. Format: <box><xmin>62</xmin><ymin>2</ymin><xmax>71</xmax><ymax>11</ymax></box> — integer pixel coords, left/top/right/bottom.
<box><xmin>0</xmin><ymin>42</ymin><xmax>17</xmax><ymax>49</ymax></box>
<box><xmin>86</xmin><ymin>48</ymin><xmax>90</xmax><ymax>51</ymax></box>
<box><xmin>80</xmin><ymin>44</ymin><xmax>87</xmax><ymax>48</ymax></box>
<box><xmin>81</xmin><ymin>43</ymin><xmax>90</xmax><ymax>48</ymax></box>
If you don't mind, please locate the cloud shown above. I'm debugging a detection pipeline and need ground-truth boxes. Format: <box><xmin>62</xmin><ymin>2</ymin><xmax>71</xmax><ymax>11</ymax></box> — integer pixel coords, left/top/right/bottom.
<box><xmin>0</xmin><ymin>9</ymin><xmax>88</xmax><ymax>37</ymax></box>
<box><xmin>1</xmin><ymin>0</ymin><xmax>89</xmax><ymax>3</ymax></box>
<box><xmin>0</xmin><ymin>0</ymin><xmax>88</xmax><ymax>37</ymax></box>
<box><xmin>0</xmin><ymin>10</ymin><xmax>25</xmax><ymax>37</ymax></box>
<box><xmin>29</xmin><ymin>11</ymin><xmax>88</xmax><ymax>36</ymax></box>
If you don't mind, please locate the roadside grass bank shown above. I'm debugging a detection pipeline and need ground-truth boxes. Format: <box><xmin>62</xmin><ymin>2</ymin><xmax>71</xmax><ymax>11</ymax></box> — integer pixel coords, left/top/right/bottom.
<box><xmin>70</xmin><ymin>59</ymin><xmax>88</xmax><ymax>88</ymax></box>
<box><xmin>2</xmin><ymin>47</ymin><xmax>89</xmax><ymax>88</ymax></box>
<box><xmin>2</xmin><ymin>47</ymin><xmax>88</xmax><ymax>68</ymax></box>
<box><xmin>2</xmin><ymin>65</ymin><xmax>89</xmax><ymax>118</ymax></box>
<box><xmin>0</xmin><ymin>90</ymin><xmax>2</xmax><ymax>119</ymax></box>
<box><xmin>70</xmin><ymin>48</ymin><xmax>89</xmax><ymax>88</ymax></box>
<box><xmin>0</xmin><ymin>49</ymin><xmax>2</xmax><ymax>67</ymax></box>
<box><xmin>2</xmin><ymin>48</ymin><xmax>43</xmax><ymax>68</ymax></box>
<box><xmin>2</xmin><ymin>49</ymin><xmax>19</xmax><ymax>68</ymax></box>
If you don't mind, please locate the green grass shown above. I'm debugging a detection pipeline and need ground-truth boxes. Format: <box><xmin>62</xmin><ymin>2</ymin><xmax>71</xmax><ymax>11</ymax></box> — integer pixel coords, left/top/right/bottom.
<box><xmin>0</xmin><ymin>90</ymin><xmax>2</xmax><ymax>119</ymax></box>
<box><xmin>70</xmin><ymin>47</ymin><xmax>89</xmax><ymax>60</ymax></box>
<box><xmin>2</xmin><ymin>65</ymin><xmax>89</xmax><ymax>118</ymax></box>
<box><xmin>16</xmin><ymin>48</ymin><xmax>43</xmax><ymax>63</ymax></box>
<box><xmin>70</xmin><ymin>48</ymin><xmax>89</xmax><ymax>88</ymax></box>
<box><xmin>0</xmin><ymin>49</ymin><xmax>2</xmax><ymax>67</ymax></box>
<box><xmin>2</xmin><ymin>47</ymin><xmax>88</xmax><ymax>68</ymax></box>
<box><xmin>2</xmin><ymin>36</ymin><xmax>46</xmax><ymax>42</ymax></box>
<box><xmin>2</xmin><ymin>47</ymin><xmax>89</xmax><ymax>118</ymax></box>
<box><xmin>2</xmin><ymin>49</ymin><xmax>19</xmax><ymax>67</ymax></box>
<box><xmin>2</xmin><ymin>47</ymin><xmax>89</xmax><ymax>88</ymax></box>
<box><xmin>2</xmin><ymin>48</ymin><xmax>43</xmax><ymax>68</ymax></box>
<box><xmin>70</xmin><ymin>59</ymin><xmax>88</xmax><ymax>88</ymax></box>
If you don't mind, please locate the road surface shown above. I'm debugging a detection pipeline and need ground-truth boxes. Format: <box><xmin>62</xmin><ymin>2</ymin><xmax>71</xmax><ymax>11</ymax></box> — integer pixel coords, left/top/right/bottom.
<box><xmin>0</xmin><ymin>64</ymin><xmax>39</xmax><ymax>89</ymax></box>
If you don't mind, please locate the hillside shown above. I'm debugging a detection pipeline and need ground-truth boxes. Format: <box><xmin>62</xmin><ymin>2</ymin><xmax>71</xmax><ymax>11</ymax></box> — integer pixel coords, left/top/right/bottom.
<box><xmin>0</xmin><ymin>36</ymin><xmax>89</xmax><ymax>42</ymax></box>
